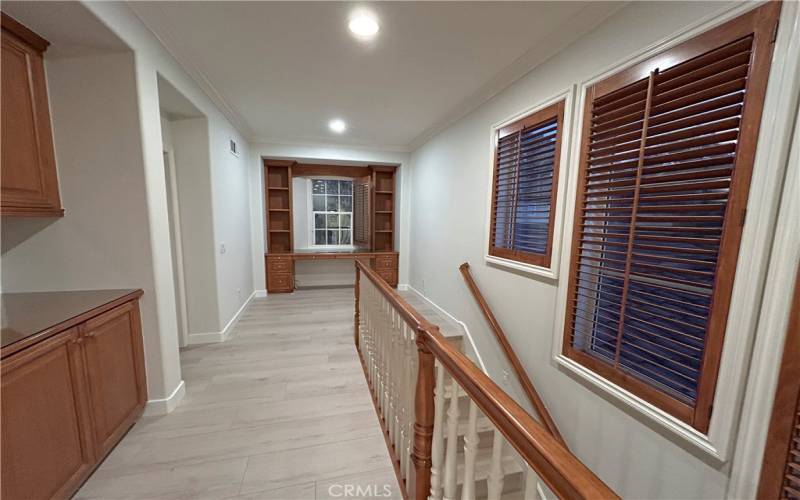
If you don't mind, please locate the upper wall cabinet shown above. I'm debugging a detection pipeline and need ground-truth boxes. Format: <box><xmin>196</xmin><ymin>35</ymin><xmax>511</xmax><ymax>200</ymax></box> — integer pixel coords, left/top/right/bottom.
<box><xmin>1</xmin><ymin>13</ymin><xmax>63</xmax><ymax>217</ymax></box>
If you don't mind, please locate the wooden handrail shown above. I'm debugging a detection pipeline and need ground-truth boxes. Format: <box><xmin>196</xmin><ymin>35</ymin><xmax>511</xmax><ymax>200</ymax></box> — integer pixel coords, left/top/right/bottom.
<box><xmin>422</xmin><ymin>326</ymin><xmax>619</xmax><ymax>500</ymax></box>
<box><xmin>355</xmin><ymin>261</ymin><xmax>617</xmax><ymax>499</ymax></box>
<box><xmin>459</xmin><ymin>262</ymin><xmax>566</xmax><ymax>447</ymax></box>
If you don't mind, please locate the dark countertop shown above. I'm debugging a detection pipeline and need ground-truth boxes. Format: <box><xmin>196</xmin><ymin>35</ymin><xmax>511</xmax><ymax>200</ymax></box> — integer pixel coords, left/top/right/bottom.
<box><xmin>1</xmin><ymin>289</ymin><xmax>142</xmax><ymax>351</ymax></box>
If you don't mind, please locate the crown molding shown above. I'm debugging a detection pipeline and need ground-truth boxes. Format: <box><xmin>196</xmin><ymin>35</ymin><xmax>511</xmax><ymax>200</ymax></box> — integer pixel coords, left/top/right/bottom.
<box><xmin>250</xmin><ymin>136</ymin><xmax>412</xmax><ymax>154</ymax></box>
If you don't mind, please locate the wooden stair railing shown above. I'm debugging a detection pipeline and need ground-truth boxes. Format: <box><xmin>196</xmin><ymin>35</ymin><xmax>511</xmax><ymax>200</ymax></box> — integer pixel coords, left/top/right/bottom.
<box><xmin>459</xmin><ymin>262</ymin><xmax>566</xmax><ymax>447</ymax></box>
<box><xmin>355</xmin><ymin>260</ymin><xmax>618</xmax><ymax>500</ymax></box>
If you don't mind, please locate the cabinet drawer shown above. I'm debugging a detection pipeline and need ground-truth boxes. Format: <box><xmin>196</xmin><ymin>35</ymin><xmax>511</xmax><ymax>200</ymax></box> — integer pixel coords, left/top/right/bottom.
<box><xmin>375</xmin><ymin>255</ymin><xmax>397</xmax><ymax>269</ymax></box>
<box><xmin>377</xmin><ymin>269</ymin><xmax>397</xmax><ymax>287</ymax></box>
<box><xmin>268</xmin><ymin>258</ymin><xmax>292</xmax><ymax>272</ymax></box>
<box><xmin>268</xmin><ymin>272</ymin><xmax>294</xmax><ymax>292</ymax></box>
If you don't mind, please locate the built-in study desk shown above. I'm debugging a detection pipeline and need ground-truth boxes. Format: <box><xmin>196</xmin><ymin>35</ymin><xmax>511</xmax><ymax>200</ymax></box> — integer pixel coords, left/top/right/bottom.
<box><xmin>265</xmin><ymin>249</ymin><xmax>399</xmax><ymax>293</ymax></box>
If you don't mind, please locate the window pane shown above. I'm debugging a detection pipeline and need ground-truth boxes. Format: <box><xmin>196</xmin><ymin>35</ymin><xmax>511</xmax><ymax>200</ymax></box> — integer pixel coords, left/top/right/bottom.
<box><xmin>340</xmin><ymin>230</ymin><xmax>351</xmax><ymax>245</ymax></box>
<box><xmin>315</xmin><ymin>230</ymin><xmax>326</xmax><ymax>245</ymax></box>
<box><xmin>340</xmin><ymin>214</ymin><xmax>351</xmax><ymax>228</ymax></box>
<box><xmin>312</xmin><ymin>180</ymin><xmax>325</xmax><ymax>194</ymax></box>
<box><xmin>327</xmin><ymin>230</ymin><xmax>338</xmax><ymax>245</ymax></box>
<box><xmin>327</xmin><ymin>214</ymin><xmax>339</xmax><ymax>228</ymax></box>
<box><xmin>325</xmin><ymin>180</ymin><xmax>339</xmax><ymax>194</ymax></box>
<box><xmin>340</xmin><ymin>180</ymin><xmax>352</xmax><ymax>195</ymax></box>
<box><xmin>314</xmin><ymin>213</ymin><xmax>326</xmax><ymax>230</ymax></box>
<box><xmin>326</xmin><ymin>195</ymin><xmax>339</xmax><ymax>211</ymax></box>
<box><xmin>313</xmin><ymin>195</ymin><xmax>325</xmax><ymax>211</ymax></box>
<box><xmin>340</xmin><ymin>195</ymin><xmax>352</xmax><ymax>212</ymax></box>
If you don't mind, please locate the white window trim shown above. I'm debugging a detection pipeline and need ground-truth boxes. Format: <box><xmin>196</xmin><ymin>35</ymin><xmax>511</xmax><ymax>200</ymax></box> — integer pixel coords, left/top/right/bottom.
<box><xmin>728</xmin><ymin>6</ymin><xmax>800</xmax><ymax>494</ymax></box>
<box><xmin>306</xmin><ymin>177</ymin><xmax>355</xmax><ymax>250</ymax></box>
<box><xmin>484</xmin><ymin>88</ymin><xmax>575</xmax><ymax>281</ymax></box>
<box><xmin>551</xmin><ymin>0</ymin><xmax>800</xmax><ymax>461</ymax></box>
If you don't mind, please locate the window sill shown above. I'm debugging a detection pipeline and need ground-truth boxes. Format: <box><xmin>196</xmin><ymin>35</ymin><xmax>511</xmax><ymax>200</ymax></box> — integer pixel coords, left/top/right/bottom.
<box><xmin>554</xmin><ymin>353</ymin><xmax>726</xmax><ymax>460</ymax></box>
<box><xmin>484</xmin><ymin>254</ymin><xmax>557</xmax><ymax>281</ymax></box>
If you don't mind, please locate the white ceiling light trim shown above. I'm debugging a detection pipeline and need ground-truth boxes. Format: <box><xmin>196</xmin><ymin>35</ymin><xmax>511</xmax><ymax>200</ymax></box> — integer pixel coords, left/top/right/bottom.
<box><xmin>328</xmin><ymin>119</ymin><xmax>347</xmax><ymax>134</ymax></box>
<box><xmin>348</xmin><ymin>12</ymin><xmax>379</xmax><ymax>39</ymax></box>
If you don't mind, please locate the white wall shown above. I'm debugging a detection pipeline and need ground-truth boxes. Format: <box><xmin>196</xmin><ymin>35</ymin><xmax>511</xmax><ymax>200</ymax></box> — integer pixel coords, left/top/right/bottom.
<box><xmin>249</xmin><ymin>142</ymin><xmax>410</xmax><ymax>292</ymax></box>
<box><xmin>208</xmin><ymin>122</ymin><xmax>253</xmax><ymax>325</ymax></box>
<box><xmin>162</xmin><ymin>117</ymin><xmax>220</xmax><ymax>335</ymax></box>
<box><xmin>405</xmin><ymin>2</ymin><xmax>781</xmax><ymax>497</ymax></box>
<box><xmin>83</xmin><ymin>2</ymin><xmax>254</xmax><ymax>340</ymax></box>
<box><xmin>0</xmin><ymin>52</ymin><xmax>179</xmax><ymax>402</ymax></box>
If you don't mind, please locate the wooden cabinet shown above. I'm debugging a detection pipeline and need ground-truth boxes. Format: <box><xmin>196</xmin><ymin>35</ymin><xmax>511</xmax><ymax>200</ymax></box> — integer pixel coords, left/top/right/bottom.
<box><xmin>1</xmin><ymin>293</ymin><xmax>146</xmax><ymax>500</ymax></box>
<box><xmin>266</xmin><ymin>255</ymin><xmax>294</xmax><ymax>293</ymax></box>
<box><xmin>1</xmin><ymin>329</ymin><xmax>94</xmax><ymax>500</ymax></box>
<box><xmin>1</xmin><ymin>14</ymin><xmax>63</xmax><ymax>217</ymax></box>
<box><xmin>81</xmin><ymin>301</ymin><xmax>147</xmax><ymax>458</ymax></box>
<box><xmin>374</xmin><ymin>254</ymin><xmax>398</xmax><ymax>287</ymax></box>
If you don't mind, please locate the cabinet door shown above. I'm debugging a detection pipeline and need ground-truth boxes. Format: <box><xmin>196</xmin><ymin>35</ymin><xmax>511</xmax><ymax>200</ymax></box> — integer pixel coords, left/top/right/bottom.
<box><xmin>81</xmin><ymin>301</ymin><xmax>147</xmax><ymax>458</ymax></box>
<box><xmin>1</xmin><ymin>328</ymin><xmax>95</xmax><ymax>500</ymax></box>
<box><xmin>0</xmin><ymin>26</ymin><xmax>62</xmax><ymax>216</ymax></box>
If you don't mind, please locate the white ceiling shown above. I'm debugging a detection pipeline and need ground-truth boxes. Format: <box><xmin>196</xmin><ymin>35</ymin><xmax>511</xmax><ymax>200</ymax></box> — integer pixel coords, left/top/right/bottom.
<box><xmin>131</xmin><ymin>1</ymin><xmax>622</xmax><ymax>151</ymax></box>
<box><xmin>3</xmin><ymin>1</ymin><xmax>128</xmax><ymax>58</ymax></box>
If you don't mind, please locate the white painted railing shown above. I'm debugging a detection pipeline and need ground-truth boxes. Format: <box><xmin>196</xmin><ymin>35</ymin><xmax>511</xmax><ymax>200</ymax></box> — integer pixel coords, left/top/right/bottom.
<box><xmin>354</xmin><ymin>261</ymin><xmax>618</xmax><ymax>500</ymax></box>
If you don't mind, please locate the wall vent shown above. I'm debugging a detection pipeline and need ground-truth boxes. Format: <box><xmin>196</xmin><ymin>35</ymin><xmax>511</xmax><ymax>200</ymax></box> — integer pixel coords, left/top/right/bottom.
<box><xmin>229</xmin><ymin>138</ymin><xmax>239</xmax><ymax>157</ymax></box>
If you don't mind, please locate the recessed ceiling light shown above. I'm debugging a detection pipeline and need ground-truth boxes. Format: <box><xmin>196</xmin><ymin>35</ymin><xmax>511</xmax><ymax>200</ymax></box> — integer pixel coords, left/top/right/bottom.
<box><xmin>348</xmin><ymin>14</ymin><xmax>379</xmax><ymax>39</ymax></box>
<box><xmin>329</xmin><ymin>119</ymin><xmax>347</xmax><ymax>134</ymax></box>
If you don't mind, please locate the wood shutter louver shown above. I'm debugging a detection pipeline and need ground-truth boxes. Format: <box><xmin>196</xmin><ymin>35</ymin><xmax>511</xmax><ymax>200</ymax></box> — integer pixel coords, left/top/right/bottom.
<box><xmin>354</xmin><ymin>177</ymin><xmax>370</xmax><ymax>246</ymax></box>
<box><xmin>489</xmin><ymin>101</ymin><xmax>564</xmax><ymax>268</ymax></box>
<box><xmin>563</xmin><ymin>3</ymin><xmax>781</xmax><ymax>431</ymax></box>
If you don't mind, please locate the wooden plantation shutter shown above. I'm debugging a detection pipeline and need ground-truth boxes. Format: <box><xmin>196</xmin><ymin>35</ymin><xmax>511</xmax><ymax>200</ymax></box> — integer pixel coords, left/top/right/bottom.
<box><xmin>562</xmin><ymin>3</ymin><xmax>780</xmax><ymax>431</ymax></box>
<box><xmin>489</xmin><ymin>101</ymin><xmax>564</xmax><ymax>268</ymax></box>
<box><xmin>758</xmin><ymin>270</ymin><xmax>800</xmax><ymax>499</ymax></box>
<box><xmin>353</xmin><ymin>176</ymin><xmax>370</xmax><ymax>246</ymax></box>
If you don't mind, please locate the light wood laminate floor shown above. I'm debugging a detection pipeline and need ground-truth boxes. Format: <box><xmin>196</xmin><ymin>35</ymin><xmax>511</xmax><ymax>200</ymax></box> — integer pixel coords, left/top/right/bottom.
<box><xmin>76</xmin><ymin>288</ymin><xmax>401</xmax><ymax>500</ymax></box>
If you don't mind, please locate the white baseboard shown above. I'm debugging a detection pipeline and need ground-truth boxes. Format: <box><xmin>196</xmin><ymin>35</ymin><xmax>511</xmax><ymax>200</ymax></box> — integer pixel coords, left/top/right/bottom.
<box><xmin>403</xmin><ymin>284</ymin><xmax>487</xmax><ymax>373</ymax></box>
<box><xmin>187</xmin><ymin>290</ymin><xmax>255</xmax><ymax>345</ymax></box>
<box><xmin>397</xmin><ymin>283</ymin><xmax>410</xmax><ymax>291</ymax></box>
<box><xmin>254</xmin><ymin>289</ymin><xmax>267</xmax><ymax>298</ymax></box>
<box><xmin>144</xmin><ymin>379</ymin><xmax>185</xmax><ymax>416</ymax></box>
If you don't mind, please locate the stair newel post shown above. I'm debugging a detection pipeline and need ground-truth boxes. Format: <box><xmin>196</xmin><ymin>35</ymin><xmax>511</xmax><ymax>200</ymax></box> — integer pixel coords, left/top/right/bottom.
<box><xmin>411</xmin><ymin>326</ymin><xmax>436</xmax><ymax>500</ymax></box>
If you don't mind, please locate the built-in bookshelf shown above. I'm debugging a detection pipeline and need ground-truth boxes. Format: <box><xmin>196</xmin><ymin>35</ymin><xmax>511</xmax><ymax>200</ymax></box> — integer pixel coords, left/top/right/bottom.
<box><xmin>265</xmin><ymin>160</ymin><xmax>294</xmax><ymax>253</ymax></box>
<box><xmin>371</xmin><ymin>166</ymin><xmax>395</xmax><ymax>252</ymax></box>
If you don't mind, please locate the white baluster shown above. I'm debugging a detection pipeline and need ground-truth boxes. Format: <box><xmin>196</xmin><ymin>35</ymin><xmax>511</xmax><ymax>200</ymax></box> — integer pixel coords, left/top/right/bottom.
<box><xmin>442</xmin><ymin>377</ymin><xmax>460</xmax><ymax>500</ymax></box>
<box><xmin>404</xmin><ymin>326</ymin><xmax>417</xmax><ymax>480</ymax></box>
<box><xmin>487</xmin><ymin>429</ymin><xmax>505</xmax><ymax>500</ymax></box>
<box><xmin>392</xmin><ymin>311</ymin><xmax>401</xmax><ymax>451</ymax></box>
<box><xmin>524</xmin><ymin>469</ymin><xmax>538</xmax><ymax>500</ymax></box>
<box><xmin>398</xmin><ymin>322</ymin><xmax>410</xmax><ymax>479</ymax></box>
<box><xmin>429</xmin><ymin>363</ymin><xmax>446</xmax><ymax>500</ymax></box>
<box><xmin>461</xmin><ymin>400</ymin><xmax>479</xmax><ymax>500</ymax></box>
<box><xmin>386</xmin><ymin>310</ymin><xmax>396</xmax><ymax>444</ymax></box>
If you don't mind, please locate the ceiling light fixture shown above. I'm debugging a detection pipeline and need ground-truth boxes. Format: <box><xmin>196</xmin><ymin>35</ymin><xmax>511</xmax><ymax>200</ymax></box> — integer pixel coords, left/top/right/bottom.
<box><xmin>329</xmin><ymin>119</ymin><xmax>347</xmax><ymax>134</ymax></box>
<box><xmin>348</xmin><ymin>13</ymin><xmax>379</xmax><ymax>39</ymax></box>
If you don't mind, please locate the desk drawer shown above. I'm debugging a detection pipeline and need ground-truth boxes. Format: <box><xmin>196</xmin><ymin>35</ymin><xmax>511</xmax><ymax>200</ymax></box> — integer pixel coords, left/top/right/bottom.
<box><xmin>377</xmin><ymin>269</ymin><xmax>398</xmax><ymax>287</ymax></box>
<box><xmin>375</xmin><ymin>255</ymin><xmax>397</xmax><ymax>270</ymax></box>
<box><xmin>267</xmin><ymin>272</ymin><xmax>293</xmax><ymax>293</ymax></box>
<box><xmin>268</xmin><ymin>258</ymin><xmax>292</xmax><ymax>273</ymax></box>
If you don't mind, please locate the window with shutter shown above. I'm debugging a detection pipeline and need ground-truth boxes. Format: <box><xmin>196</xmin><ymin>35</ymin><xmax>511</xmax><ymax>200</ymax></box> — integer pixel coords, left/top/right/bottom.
<box><xmin>562</xmin><ymin>3</ymin><xmax>780</xmax><ymax>431</ymax></box>
<box><xmin>489</xmin><ymin>100</ymin><xmax>565</xmax><ymax>268</ymax></box>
